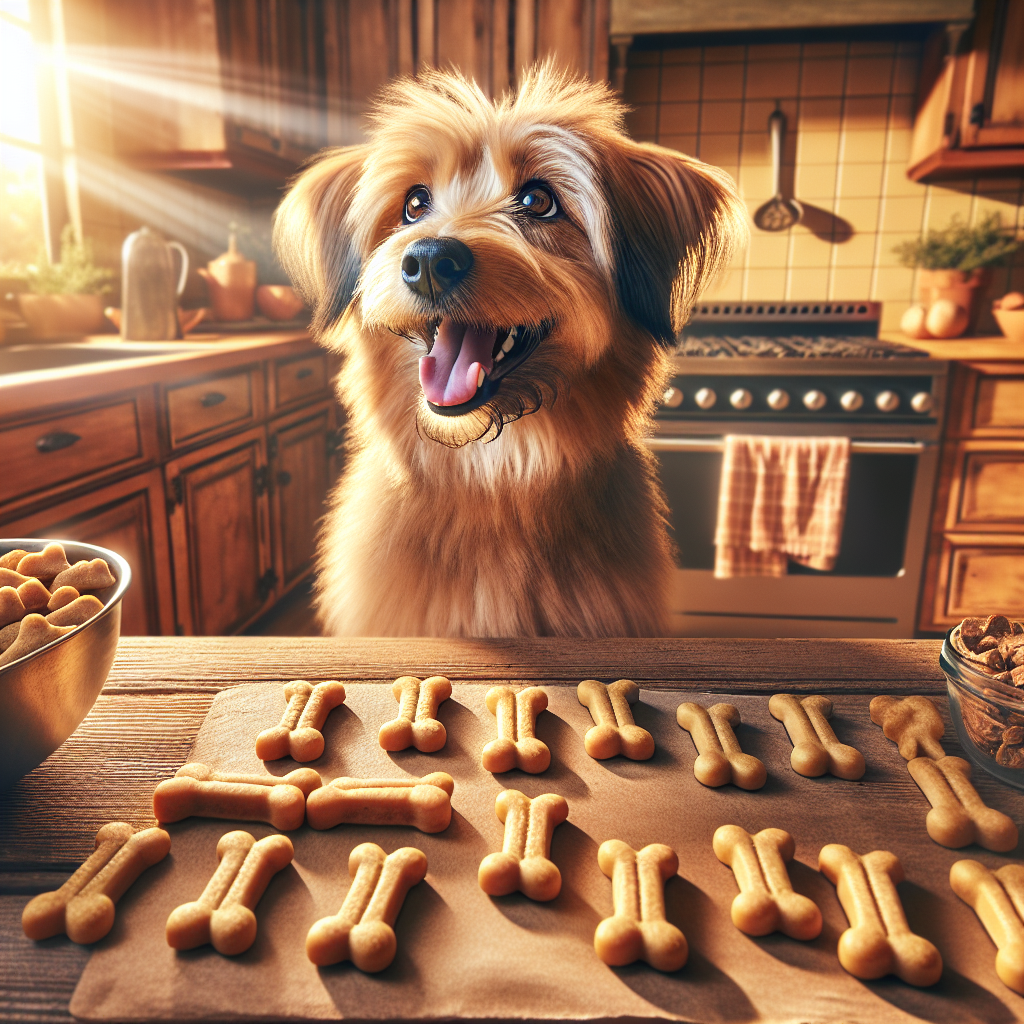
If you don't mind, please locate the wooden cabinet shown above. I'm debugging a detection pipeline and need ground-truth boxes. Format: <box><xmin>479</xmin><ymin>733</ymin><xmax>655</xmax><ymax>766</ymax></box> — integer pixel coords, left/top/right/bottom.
<box><xmin>920</xmin><ymin>359</ymin><xmax>1024</xmax><ymax>629</ymax></box>
<box><xmin>908</xmin><ymin>0</ymin><xmax>1024</xmax><ymax>182</ymax></box>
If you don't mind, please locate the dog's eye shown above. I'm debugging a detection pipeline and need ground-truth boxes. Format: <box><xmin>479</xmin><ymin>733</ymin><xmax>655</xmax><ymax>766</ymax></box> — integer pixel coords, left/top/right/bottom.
<box><xmin>516</xmin><ymin>183</ymin><xmax>558</xmax><ymax>218</ymax></box>
<box><xmin>403</xmin><ymin>187</ymin><xmax>431</xmax><ymax>224</ymax></box>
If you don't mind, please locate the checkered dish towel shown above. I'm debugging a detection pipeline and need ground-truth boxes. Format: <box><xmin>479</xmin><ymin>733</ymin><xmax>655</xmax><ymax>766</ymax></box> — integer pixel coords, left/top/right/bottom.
<box><xmin>713</xmin><ymin>435</ymin><xmax>852</xmax><ymax>577</ymax></box>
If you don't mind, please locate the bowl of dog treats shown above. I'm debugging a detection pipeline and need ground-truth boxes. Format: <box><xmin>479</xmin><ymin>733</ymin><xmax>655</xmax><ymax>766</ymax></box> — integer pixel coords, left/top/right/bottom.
<box><xmin>0</xmin><ymin>539</ymin><xmax>130</xmax><ymax>789</ymax></box>
<box><xmin>941</xmin><ymin>613</ymin><xmax>1024</xmax><ymax>789</ymax></box>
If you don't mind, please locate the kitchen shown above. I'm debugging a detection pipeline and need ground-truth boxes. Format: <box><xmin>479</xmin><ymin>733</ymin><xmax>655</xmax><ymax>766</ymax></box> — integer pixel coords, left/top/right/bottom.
<box><xmin>2</xmin><ymin>1</ymin><xmax>1024</xmax><ymax>1021</ymax></box>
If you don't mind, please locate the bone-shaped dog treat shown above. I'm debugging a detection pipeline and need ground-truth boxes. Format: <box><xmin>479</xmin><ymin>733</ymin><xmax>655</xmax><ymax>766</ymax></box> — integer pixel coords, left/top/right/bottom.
<box><xmin>713</xmin><ymin>825</ymin><xmax>822</xmax><ymax>940</ymax></box>
<box><xmin>22</xmin><ymin>824</ymin><xmax>171</xmax><ymax>944</ymax></box>
<box><xmin>0</xmin><ymin>549</ymin><xmax>28</xmax><ymax>571</ymax></box>
<box><xmin>22</xmin><ymin>822</ymin><xmax>135</xmax><ymax>940</ymax></box>
<box><xmin>482</xmin><ymin>685</ymin><xmax>550</xmax><ymax>773</ymax></box>
<box><xmin>47</xmin><ymin>585</ymin><xmax>80</xmax><ymax>612</ymax></box>
<box><xmin>907</xmin><ymin>755</ymin><xmax>1018</xmax><ymax>851</ymax></box>
<box><xmin>17</xmin><ymin>542</ymin><xmax>71</xmax><ymax>581</ymax></box>
<box><xmin>577</xmin><ymin>678</ymin><xmax>654</xmax><ymax>760</ymax></box>
<box><xmin>0</xmin><ymin>586</ymin><xmax>25</xmax><ymax>629</ymax></box>
<box><xmin>676</xmin><ymin>702</ymin><xmax>766</xmax><ymax>789</ymax></box>
<box><xmin>52</xmin><ymin>558</ymin><xmax>116</xmax><ymax>591</ymax></box>
<box><xmin>17</xmin><ymin>577</ymin><xmax>50</xmax><ymax>613</ymax></box>
<box><xmin>0</xmin><ymin>614</ymin><xmax>74</xmax><ymax>667</ymax></box>
<box><xmin>869</xmin><ymin>695</ymin><xmax>945</xmax><ymax>761</ymax></box>
<box><xmin>0</xmin><ymin>567</ymin><xmax>30</xmax><ymax>589</ymax></box>
<box><xmin>255</xmin><ymin>680</ymin><xmax>346</xmax><ymax>762</ymax></box>
<box><xmin>306</xmin><ymin>842</ymin><xmax>427</xmax><ymax>971</ymax></box>
<box><xmin>950</xmin><ymin>859</ymin><xmax>1024</xmax><ymax>994</ymax></box>
<box><xmin>306</xmin><ymin>772</ymin><xmax>454</xmax><ymax>832</ymax></box>
<box><xmin>166</xmin><ymin>830</ymin><xmax>294</xmax><ymax>955</ymax></box>
<box><xmin>378</xmin><ymin>675</ymin><xmax>452</xmax><ymax>752</ymax></box>
<box><xmin>478</xmin><ymin>789</ymin><xmax>568</xmax><ymax>901</ymax></box>
<box><xmin>769</xmin><ymin>694</ymin><xmax>865</xmax><ymax>779</ymax></box>
<box><xmin>46</xmin><ymin>594</ymin><xmax>104</xmax><ymax>628</ymax></box>
<box><xmin>594</xmin><ymin>839</ymin><xmax>688</xmax><ymax>971</ymax></box>
<box><xmin>153</xmin><ymin>763</ymin><xmax>321</xmax><ymax>831</ymax></box>
<box><xmin>818</xmin><ymin>843</ymin><xmax>942</xmax><ymax>986</ymax></box>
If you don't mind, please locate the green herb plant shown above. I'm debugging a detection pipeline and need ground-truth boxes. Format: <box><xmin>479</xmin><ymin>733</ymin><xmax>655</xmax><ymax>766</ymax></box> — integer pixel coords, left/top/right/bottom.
<box><xmin>24</xmin><ymin>225</ymin><xmax>114</xmax><ymax>296</ymax></box>
<box><xmin>893</xmin><ymin>212</ymin><xmax>1022</xmax><ymax>272</ymax></box>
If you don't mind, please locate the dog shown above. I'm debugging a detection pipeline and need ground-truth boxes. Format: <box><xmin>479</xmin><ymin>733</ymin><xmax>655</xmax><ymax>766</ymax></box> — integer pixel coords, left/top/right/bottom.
<box><xmin>274</xmin><ymin>64</ymin><xmax>746</xmax><ymax>638</ymax></box>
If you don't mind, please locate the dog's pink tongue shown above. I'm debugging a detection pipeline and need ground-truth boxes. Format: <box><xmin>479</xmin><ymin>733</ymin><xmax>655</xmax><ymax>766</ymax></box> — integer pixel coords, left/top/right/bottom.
<box><xmin>419</xmin><ymin>320</ymin><xmax>496</xmax><ymax>406</ymax></box>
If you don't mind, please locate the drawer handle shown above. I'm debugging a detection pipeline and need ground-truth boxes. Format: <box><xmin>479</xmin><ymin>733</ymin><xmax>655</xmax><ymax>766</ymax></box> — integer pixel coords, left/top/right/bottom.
<box><xmin>276</xmin><ymin>470</ymin><xmax>292</xmax><ymax>487</ymax></box>
<box><xmin>36</xmin><ymin>431</ymin><xmax>81</xmax><ymax>453</ymax></box>
<box><xmin>296</xmin><ymin>367</ymin><xmax>314</xmax><ymax>380</ymax></box>
<box><xmin>201</xmin><ymin>391</ymin><xmax>227</xmax><ymax>407</ymax></box>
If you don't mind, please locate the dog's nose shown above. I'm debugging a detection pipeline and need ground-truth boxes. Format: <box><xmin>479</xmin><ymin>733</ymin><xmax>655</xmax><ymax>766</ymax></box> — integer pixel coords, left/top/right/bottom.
<box><xmin>400</xmin><ymin>237</ymin><xmax>473</xmax><ymax>300</ymax></box>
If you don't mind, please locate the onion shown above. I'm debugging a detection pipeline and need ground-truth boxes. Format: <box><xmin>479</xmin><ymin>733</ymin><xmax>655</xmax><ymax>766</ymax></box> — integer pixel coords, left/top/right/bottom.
<box><xmin>900</xmin><ymin>304</ymin><xmax>933</xmax><ymax>339</ymax></box>
<box><xmin>995</xmin><ymin>291</ymin><xmax>1024</xmax><ymax>311</ymax></box>
<box><xmin>925</xmin><ymin>299</ymin><xmax>970</xmax><ymax>339</ymax></box>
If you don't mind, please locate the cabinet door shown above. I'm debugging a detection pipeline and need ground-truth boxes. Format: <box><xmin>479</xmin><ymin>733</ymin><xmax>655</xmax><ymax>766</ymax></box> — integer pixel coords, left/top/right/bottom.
<box><xmin>0</xmin><ymin>469</ymin><xmax>174</xmax><ymax>636</ymax></box>
<box><xmin>934</xmin><ymin>532</ymin><xmax>1024</xmax><ymax>625</ymax></box>
<box><xmin>946</xmin><ymin>440</ymin><xmax>1024</xmax><ymax>530</ymax></box>
<box><xmin>269</xmin><ymin>405</ymin><xmax>334</xmax><ymax>592</ymax></box>
<box><xmin>166</xmin><ymin>427</ymin><xmax>273</xmax><ymax>635</ymax></box>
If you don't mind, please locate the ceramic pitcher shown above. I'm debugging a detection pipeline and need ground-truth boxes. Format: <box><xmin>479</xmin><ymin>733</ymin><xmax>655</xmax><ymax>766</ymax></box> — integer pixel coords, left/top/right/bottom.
<box><xmin>121</xmin><ymin>226</ymin><xmax>189</xmax><ymax>340</ymax></box>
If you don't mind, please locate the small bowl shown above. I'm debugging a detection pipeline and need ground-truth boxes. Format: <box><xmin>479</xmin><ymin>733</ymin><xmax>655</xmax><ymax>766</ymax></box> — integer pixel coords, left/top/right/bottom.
<box><xmin>256</xmin><ymin>285</ymin><xmax>305</xmax><ymax>321</ymax></box>
<box><xmin>993</xmin><ymin>307</ymin><xmax>1024</xmax><ymax>344</ymax></box>
<box><xmin>0</xmin><ymin>539</ymin><xmax>130</xmax><ymax>789</ymax></box>
<box><xmin>940</xmin><ymin>627</ymin><xmax>1024</xmax><ymax>790</ymax></box>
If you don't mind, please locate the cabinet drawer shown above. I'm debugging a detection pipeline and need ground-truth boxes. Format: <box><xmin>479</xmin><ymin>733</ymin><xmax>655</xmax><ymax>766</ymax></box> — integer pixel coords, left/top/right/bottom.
<box><xmin>272</xmin><ymin>352</ymin><xmax>329</xmax><ymax>410</ymax></box>
<box><xmin>974</xmin><ymin>375</ymin><xmax>1024</xmax><ymax>432</ymax></box>
<box><xmin>2</xmin><ymin>399</ymin><xmax>148</xmax><ymax>506</ymax></box>
<box><xmin>936</xmin><ymin>533</ymin><xmax>1024</xmax><ymax>625</ymax></box>
<box><xmin>166</xmin><ymin>368</ymin><xmax>260</xmax><ymax>448</ymax></box>
<box><xmin>947</xmin><ymin>442</ymin><xmax>1024</xmax><ymax>529</ymax></box>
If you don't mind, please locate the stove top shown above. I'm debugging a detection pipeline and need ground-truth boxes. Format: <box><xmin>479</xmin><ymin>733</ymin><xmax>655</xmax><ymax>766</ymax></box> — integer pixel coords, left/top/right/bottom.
<box><xmin>675</xmin><ymin>334</ymin><xmax>929</xmax><ymax>359</ymax></box>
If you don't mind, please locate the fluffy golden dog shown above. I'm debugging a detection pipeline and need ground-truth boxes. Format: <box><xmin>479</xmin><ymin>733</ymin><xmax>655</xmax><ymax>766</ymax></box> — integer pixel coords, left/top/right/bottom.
<box><xmin>274</xmin><ymin>65</ymin><xmax>745</xmax><ymax>637</ymax></box>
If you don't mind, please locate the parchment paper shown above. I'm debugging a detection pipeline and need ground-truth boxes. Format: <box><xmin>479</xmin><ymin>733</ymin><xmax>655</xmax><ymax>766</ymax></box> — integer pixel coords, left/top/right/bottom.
<box><xmin>70</xmin><ymin>683</ymin><xmax>1024</xmax><ymax>1024</ymax></box>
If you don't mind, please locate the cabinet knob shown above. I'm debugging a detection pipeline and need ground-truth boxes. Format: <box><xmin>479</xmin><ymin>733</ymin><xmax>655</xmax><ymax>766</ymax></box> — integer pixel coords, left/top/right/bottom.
<box><xmin>694</xmin><ymin>387</ymin><xmax>717</xmax><ymax>410</ymax></box>
<box><xmin>662</xmin><ymin>386</ymin><xmax>684</xmax><ymax>408</ymax></box>
<box><xmin>201</xmin><ymin>391</ymin><xmax>227</xmax><ymax>407</ymax></box>
<box><xmin>766</xmin><ymin>388</ymin><xmax>790</xmax><ymax>411</ymax></box>
<box><xmin>35</xmin><ymin>431</ymin><xmax>81</xmax><ymax>453</ymax></box>
<box><xmin>730</xmin><ymin>388</ymin><xmax>753</xmax><ymax>410</ymax></box>
<box><xmin>910</xmin><ymin>391</ymin><xmax>934</xmax><ymax>413</ymax></box>
<box><xmin>803</xmin><ymin>389</ymin><xmax>827</xmax><ymax>411</ymax></box>
<box><xmin>276</xmin><ymin>470</ymin><xmax>292</xmax><ymax>487</ymax></box>
<box><xmin>840</xmin><ymin>390</ymin><xmax>864</xmax><ymax>412</ymax></box>
<box><xmin>296</xmin><ymin>367</ymin><xmax>313</xmax><ymax>380</ymax></box>
<box><xmin>875</xmin><ymin>390</ymin><xmax>900</xmax><ymax>413</ymax></box>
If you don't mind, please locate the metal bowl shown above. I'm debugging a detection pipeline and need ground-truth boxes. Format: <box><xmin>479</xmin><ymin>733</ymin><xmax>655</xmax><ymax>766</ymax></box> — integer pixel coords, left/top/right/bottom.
<box><xmin>0</xmin><ymin>538</ymin><xmax>130</xmax><ymax>789</ymax></box>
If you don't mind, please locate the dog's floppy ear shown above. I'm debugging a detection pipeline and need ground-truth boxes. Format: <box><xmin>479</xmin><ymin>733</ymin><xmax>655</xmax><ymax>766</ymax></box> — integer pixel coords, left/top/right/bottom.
<box><xmin>604</xmin><ymin>143</ymin><xmax>747</xmax><ymax>343</ymax></box>
<box><xmin>273</xmin><ymin>145</ymin><xmax>369</xmax><ymax>333</ymax></box>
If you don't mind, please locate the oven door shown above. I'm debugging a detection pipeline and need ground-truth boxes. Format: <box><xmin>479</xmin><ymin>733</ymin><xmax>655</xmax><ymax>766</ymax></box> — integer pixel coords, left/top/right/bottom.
<box><xmin>646</xmin><ymin>436</ymin><xmax>939</xmax><ymax>638</ymax></box>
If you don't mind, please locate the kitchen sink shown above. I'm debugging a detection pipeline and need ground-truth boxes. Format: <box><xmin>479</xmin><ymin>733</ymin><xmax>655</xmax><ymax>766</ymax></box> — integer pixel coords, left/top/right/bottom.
<box><xmin>0</xmin><ymin>340</ymin><xmax>209</xmax><ymax>376</ymax></box>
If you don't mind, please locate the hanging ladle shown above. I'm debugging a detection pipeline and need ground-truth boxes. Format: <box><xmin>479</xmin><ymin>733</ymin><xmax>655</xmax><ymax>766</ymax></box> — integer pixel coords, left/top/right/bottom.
<box><xmin>754</xmin><ymin>108</ymin><xmax>802</xmax><ymax>232</ymax></box>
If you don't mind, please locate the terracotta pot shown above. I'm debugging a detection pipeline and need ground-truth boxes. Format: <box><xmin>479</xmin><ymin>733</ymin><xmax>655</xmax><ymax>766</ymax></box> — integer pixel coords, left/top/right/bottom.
<box><xmin>18</xmin><ymin>294</ymin><xmax>106</xmax><ymax>339</ymax></box>
<box><xmin>198</xmin><ymin>233</ymin><xmax>257</xmax><ymax>322</ymax></box>
<box><xmin>917</xmin><ymin>268</ymin><xmax>992</xmax><ymax>335</ymax></box>
<box><xmin>256</xmin><ymin>285</ymin><xmax>305</xmax><ymax>321</ymax></box>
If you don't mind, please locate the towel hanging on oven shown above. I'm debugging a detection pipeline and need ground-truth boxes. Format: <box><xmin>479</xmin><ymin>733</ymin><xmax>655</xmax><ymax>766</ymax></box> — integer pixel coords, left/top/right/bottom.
<box><xmin>713</xmin><ymin>436</ymin><xmax>851</xmax><ymax>578</ymax></box>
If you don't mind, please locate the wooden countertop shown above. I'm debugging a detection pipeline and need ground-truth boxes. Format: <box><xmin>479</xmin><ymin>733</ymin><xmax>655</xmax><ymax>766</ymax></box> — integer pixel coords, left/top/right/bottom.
<box><xmin>0</xmin><ymin>330</ymin><xmax>314</xmax><ymax>420</ymax></box>
<box><xmin>879</xmin><ymin>332</ymin><xmax>1024</xmax><ymax>362</ymax></box>
<box><xmin>0</xmin><ymin>635</ymin><xmax>957</xmax><ymax>1023</ymax></box>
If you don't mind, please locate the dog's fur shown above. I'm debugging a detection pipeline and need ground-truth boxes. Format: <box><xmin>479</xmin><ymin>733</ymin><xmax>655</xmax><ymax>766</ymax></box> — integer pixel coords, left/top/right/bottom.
<box><xmin>274</xmin><ymin>65</ymin><xmax>746</xmax><ymax>638</ymax></box>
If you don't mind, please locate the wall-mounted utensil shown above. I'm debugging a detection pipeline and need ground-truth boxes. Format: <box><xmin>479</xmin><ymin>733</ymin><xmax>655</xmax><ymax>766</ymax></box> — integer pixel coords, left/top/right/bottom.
<box><xmin>754</xmin><ymin>109</ymin><xmax>802</xmax><ymax>232</ymax></box>
<box><xmin>121</xmin><ymin>226</ymin><xmax>190</xmax><ymax>340</ymax></box>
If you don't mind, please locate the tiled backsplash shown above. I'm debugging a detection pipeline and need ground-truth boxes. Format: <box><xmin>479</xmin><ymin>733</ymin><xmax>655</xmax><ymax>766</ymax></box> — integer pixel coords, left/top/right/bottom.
<box><xmin>624</xmin><ymin>38</ymin><xmax>1024</xmax><ymax>333</ymax></box>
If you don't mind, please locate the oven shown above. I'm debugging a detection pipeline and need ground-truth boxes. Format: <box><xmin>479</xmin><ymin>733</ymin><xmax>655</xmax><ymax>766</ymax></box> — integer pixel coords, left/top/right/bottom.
<box><xmin>648</xmin><ymin>302</ymin><xmax>948</xmax><ymax>638</ymax></box>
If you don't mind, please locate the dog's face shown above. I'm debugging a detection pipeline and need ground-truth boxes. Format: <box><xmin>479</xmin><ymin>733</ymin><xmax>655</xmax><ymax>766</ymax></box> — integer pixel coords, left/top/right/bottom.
<box><xmin>275</xmin><ymin>66</ymin><xmax>745</xmax><ymax>454</ymax></box>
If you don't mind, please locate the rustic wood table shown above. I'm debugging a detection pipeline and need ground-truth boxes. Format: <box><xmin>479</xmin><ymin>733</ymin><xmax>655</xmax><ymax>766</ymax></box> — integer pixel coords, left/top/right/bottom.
<box><xmin>0</xmin><ymin>636</ymin><xmax>1002</xmax><ymax>1023</ymax></box>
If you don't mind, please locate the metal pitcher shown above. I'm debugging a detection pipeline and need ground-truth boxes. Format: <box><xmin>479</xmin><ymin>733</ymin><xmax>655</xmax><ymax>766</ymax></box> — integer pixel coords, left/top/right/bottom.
<box><xmin>120</xmin><ymin>226</ymin><xmax>189</xmax><ymax>340</ymax></box>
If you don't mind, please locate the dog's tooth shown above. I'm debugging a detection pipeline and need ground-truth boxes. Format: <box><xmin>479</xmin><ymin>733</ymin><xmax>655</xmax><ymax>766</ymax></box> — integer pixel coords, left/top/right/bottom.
<box><xmin>501</xmin><ymin>335</ymin><xmax>515</xmax><ymax>353</ymax></box>
<box><xmin>477</xmin><ymin>367</ymin><xmax>485</xmax><ymax>388</ymax></box>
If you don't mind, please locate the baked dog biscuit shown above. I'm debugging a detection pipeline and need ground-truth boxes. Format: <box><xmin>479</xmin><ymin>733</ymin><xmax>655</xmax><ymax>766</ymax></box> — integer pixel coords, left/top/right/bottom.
<box><xmin>869</xmin><ymin>695</ymin><xmax>945</xmax><ymax>761</ymax></box>
<box><xmin>17</xmin><ymin>577</ymin><xmax>50</xmax><ymax>613</ymax></box>
<box><xmin>818</xmin><ymin>843</ymin><xmax>942</xmax><ymax>986</ymax></box>
<box><xmin>378</xmin><ymin>675</ymin><xmax>452</xmax><ymax>752</ymax></box>
<box><xmin>47</xmin><ymin>585</ymin><xmax>80</xmax><ymax>612</ymax></box>
<box><xmin>676</xmin><ymin>702</ymin><xmax>766</xmax><ymax>789</ymax></box>
<box><xmin>713</xmin><ymin>825</ymin><xmax>822</xmax><ymax>940</ymax></box>
<box><xmin>22</xmin><ymin>822</ymin><xmax>135</xmax><ymax>940</ymax></box>
<box><xmin>46</xmin><ymin>594</ymin><xmax>104</xmax><ymax>628</ymax></box>
<box><xmin>306</xmin><ymin>843</ymin><xmax>427</xmax><ymax>971</ymax></box>
<box><xmin>25</xmin><ymin>825</ymin><xmax>171</xmax><ymax>944</ymax></box>
<box><xmin>478</xmin><ymin>789</ymin><xmax>568</xmax><ymax>901</ymax></box>
<box><xmin>166</xmin><ymin>830</ymin><xmax>294</xmax><ymax>955</ymax></box>
<box><xmin>769</xmin><ymin>694</ymin><xmax>865</xmax><ymax>779</ymax></box>
<box><xmin>153</xmin><ymin>763</ymin><xmax>322</xmax><ymax>831</ymax></box>
<box><xmin>577</xmin><ymin>679</ymin><xmax>654</xmax><ymax>760</ymax></box>
<box><xmin>950</xmin><ymin>859</ymin><xmax>1024</xmax><ymax>994</ymax></box>
<box><xmin>0</xmin><ymin>568</ymin><xmax>30</xmax><ymax>589</ymax></box>
<box><xmin>305</xmin><ymin>772</ymin><xmax>454</xmax><ymax>832</ymax></box>
<box><xmin>255</xmin><ymin>680</ymin><xmax>346</xmax><ymax>762</ymax></box>
<box><xmin>0</xmin><ymin>549</ymin><xmax>28</xmax><ymax>570</ymax></box>
<box><xmin>908</xmin><ymin>755</ymin><xmax>1018</xmax><ymax>851</ymax></box>
<box><xmin>0</xmin><ymin>614</ymin><xmax>74</xmax><ymax>667</ymax></box>
<box><xmin>482</xmin><ymin>685</ymin><xmax>550</xmax><ymax>773</ymax></box>
<box><xmin>594</xmin><ymin>840</ymin><xmax>688</xmax><ymax>972</ymax></box>
<box><xmin>52</xmin><ymin>558</ymin><xmax>116</xmax><ymax>591</ymax></box>
<box><xmin>0</xmin><ymin>586</ymin><xmax>26</xmax><ymax>629</ymax></box>
<box><xmin>17</xmin><ymin>542</ymin><xmax>71</xmax><ymax>581</ymax></box>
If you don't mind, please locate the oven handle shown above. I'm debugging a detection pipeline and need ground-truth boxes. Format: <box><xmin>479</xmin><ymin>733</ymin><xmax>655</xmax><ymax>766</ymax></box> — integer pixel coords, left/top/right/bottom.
<box><xmin>645</xmin><ymin>437</ymin><xmax>929</xmax><ymax>455</ymax></box>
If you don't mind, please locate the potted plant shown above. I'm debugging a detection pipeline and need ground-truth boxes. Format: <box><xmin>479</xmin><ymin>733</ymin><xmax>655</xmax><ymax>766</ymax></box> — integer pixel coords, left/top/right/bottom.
<box><xmin>894</xmin><ymin>213</ymin><xmax>1021</xmax><ymax>334</ymax></box>
<box><xmin>17</xmin><ymin>226</ymin><xmax>114</xmax><ymax>339</ymax></box>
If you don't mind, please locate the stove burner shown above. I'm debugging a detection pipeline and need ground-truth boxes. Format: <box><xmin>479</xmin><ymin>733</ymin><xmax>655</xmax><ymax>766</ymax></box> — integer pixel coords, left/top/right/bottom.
<box><xmin>676</xmin><ymin>334</ymin><xmax>929</xmax><ymax>359</ymax></box>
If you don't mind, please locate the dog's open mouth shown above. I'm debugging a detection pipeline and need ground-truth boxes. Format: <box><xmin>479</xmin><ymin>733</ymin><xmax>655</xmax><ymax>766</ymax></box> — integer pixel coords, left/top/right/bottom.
<box><xmin>419</xmin><ymin>317</ymin><xmax>549</xmax><ymax>416</ymax></box>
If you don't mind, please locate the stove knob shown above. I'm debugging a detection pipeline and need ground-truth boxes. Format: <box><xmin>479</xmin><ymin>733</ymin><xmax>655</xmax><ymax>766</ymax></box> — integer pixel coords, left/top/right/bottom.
<box><xmin>875</xmin><ymin>390</ymin><xmax>900</xmax><ymax>413</ymax></box>
<box><xmin>803</xmin><ymin>389</ymin><xmax>827</xmax><ymax>411</ymax></box>
<box><xmin>766</xmin><ymin>388</ymin><xmax>790</xmax><ymax>411</ymax></box>
<box><xmin>694</xmin><ymin>387</ymin><xmax>717</xmax><ymax>410</ymax></box>
<box><xmin>911</xmin><ymin>391</ymin><xmax>934</xmax><ymax>414</ymax></box>
<box><xmin>662</xmin><ymin>386</ymin><xmax>684</xmax><ymax>408</ymax></box>
<box><xmin>730</xmin><ymin>388</ymin><xmax>753</xmax><ymax>410</ymax></box>
<box><xmin>840</xmin><ymin>390</ymin><xmax>864</xmax><ymax>412</ymax></box>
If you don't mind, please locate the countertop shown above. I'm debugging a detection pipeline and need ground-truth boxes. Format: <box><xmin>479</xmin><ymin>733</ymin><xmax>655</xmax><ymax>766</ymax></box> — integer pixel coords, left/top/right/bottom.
<box><xmin>879</xmin><ymin>332</ymin><xmax>1024</xmax><ymax>362</ymax></box>
<box><xmin>7</xmin><ymin>635</ymin><xmax>1021</xmax><ymax>1024</ymax></box>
